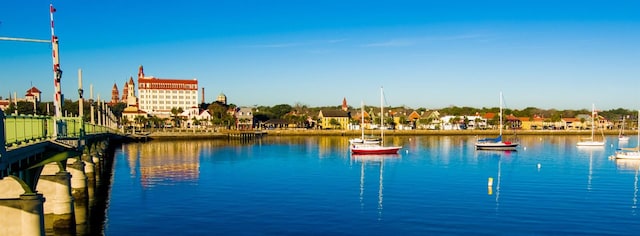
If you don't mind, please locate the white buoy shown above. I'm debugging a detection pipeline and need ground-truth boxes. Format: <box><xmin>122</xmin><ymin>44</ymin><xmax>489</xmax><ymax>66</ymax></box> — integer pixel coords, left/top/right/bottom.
<box><xmin>537</xmin><ymin>163</ymin><xmax>541</xmax><ymax>169</ymax></box>
<box><xmin>405</xmin><ymin>149</ymin><xmax>409</xmax><ymax>154</ymax></box>
<box><xmin>488</xmin><ymin>177</ymin><xmax>494</xmax><ymax>187</ymax></box>
<box><xmin>524</xmin><ymin>146</ymin><xmax>527</xmax><ymax>150</ymax></box>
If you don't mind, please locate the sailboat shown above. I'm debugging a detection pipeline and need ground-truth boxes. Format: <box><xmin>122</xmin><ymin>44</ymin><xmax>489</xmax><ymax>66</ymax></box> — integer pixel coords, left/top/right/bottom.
<box><xmin>475</xmin><ymin>92</ymin><xmax>519</xmax><ymax>151</ymax></box>
<box><xmin>350</xmin><ymin>87</ymin><xmax>402</xmax><ymax>155</ymax></box>
<box><xmin>613</xmin><ymin>110</ymin><xmax>640</xmax><ymax>159</ymax></box>
<box><xmin>576</xmin><ymin>104</ymin><xmax>606</xmax><ymax>147</ymax></box>
<box><xmin>349</xmin><ymin>101</ymin><xmax>381</xmax><ymax>145</ymax></box>
<box><xmin>619</xmin><ymin>116</ymin><xmax>630</xmax><ymax>142</ymax></box>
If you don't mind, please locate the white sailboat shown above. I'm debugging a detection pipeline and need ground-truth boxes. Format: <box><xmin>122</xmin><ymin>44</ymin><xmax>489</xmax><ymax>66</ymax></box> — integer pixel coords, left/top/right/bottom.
<box><xmin>350</xmin><ymin>87</ymin><xmax>402</xmax><ymax>155</ymax></box>
<box><xmin>475</xmin><ymin>92</ymin><xmax>519</xmax><ymax>151</ymax></box>
<box><xmin>613</xmin><ymin>110</ymin><xmax>640</xmax><ymax>159</ymax></box>
<box><xmin>619</xmin><ymin>116</ymin><xmax>630</xmax><ymax>142</ymax></box>
<box><xmin>576</xmin><ymin>104</ymin><xmax>606</xmax><ymax>147</ymax></box>
<box><xmin>349</xmin><ymin>101</ymin><xmax>381</xmax><ymax>145</ymax></box>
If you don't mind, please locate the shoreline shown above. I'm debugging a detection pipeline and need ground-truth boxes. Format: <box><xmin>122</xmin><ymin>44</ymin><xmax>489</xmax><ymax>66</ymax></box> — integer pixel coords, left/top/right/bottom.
<box><xmin>145</xmin><ymin>129</ymin><xmax>635</xmax><ymax>139</ymax></box>
<box><xmin>262</xmin><ymin>129</ymin><xmax>633</xmax><ymax>136</ymax></box>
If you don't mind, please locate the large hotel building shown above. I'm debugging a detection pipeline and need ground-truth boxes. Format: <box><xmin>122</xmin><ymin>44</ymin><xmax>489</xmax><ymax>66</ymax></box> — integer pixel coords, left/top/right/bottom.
<box><xmin>136</xmin><ymin>65</ymin><xmax>199</xmax><ymax>117</ymax></box>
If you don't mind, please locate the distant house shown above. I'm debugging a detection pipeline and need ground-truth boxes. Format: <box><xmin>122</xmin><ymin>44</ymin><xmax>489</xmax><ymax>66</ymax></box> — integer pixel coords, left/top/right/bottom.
<box><xmin>351</xmin><ymin>109</ymin><xmax>374</xmax><ymax>130</ymax></box>
<box><xmin>25</xmin><ymin>87</ymin><xmax>42</xmax><ymax>103</ymax></box>
<box><xmin>417</xmin><ymin>110</ymin><xmax>441</xmax><ymax>130</ymax></box>
<box><xmin>0</xmin><ymin>99</ymin><xmax>9</xmax><ymax>111</ymax></box>
<box><xmin>235</xmin><ymin>107</ymin><xmax>254</xmax><ymax>130</ymax></box>
<box><xmin>523</xmin><ymin>115</ymin><xmax>545</xmax><ymax>130</ymax></box>
<box><xmin>263</xmin><ymin>119</ymin><xmax>289</xmax><ymax>129</ymax></box>
<box><xmin>318</xmin><ymin>110</ymin><xmax>350</xmax><ymax>130</ymax></box>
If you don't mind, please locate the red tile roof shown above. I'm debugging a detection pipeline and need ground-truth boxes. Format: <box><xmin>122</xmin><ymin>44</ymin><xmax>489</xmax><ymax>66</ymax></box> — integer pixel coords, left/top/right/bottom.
<box><xmin>26</xmin><ymin>87</ymin><xmax>41</xmax><ymax>93</ymax></box>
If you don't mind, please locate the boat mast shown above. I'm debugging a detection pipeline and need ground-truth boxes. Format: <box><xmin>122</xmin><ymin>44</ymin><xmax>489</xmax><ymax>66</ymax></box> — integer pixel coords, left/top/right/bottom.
<box><xmin>591</xmin><ymin>104</ymin><xmax>595</xmax><ymax>139</ymax></box>
<box><xmin>360</xmin><ymin>101</ymin><xmax>365</xmax><ymax>139</ymax></box>
<box><xmin>499</xmin><ymin>92</ymin><xmax>503</xmax><ymax>137</ymax></box>
<box><xmin>380</xmin><ymin>87</ymin><xmax>384</xmax><ymax>145</ymax></box>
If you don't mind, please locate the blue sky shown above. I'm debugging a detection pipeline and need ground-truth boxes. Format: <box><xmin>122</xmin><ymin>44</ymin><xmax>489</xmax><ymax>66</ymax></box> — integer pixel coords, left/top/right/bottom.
<box><xmin>1</xmin><ymin>0</ymin><xmax>639</xmax><ymax>110</ymax></box>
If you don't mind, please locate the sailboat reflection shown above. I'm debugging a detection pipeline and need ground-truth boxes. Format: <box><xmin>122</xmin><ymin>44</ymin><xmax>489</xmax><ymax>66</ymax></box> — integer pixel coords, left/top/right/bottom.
<box><xmin>477</xmin><ymin>150</ymin><xmax>514</xmax><ymax>212</ymax></box>
<box><xmin>578</xmin><ymin>146</ymin><xmax>603</xmax><ymax>192</ymax></box>
<box><xmin>351</xmin><ymin>154</ymin><xmax>399</xmax><ymax>220</ymax></box>
<box><xmin>615</xmin><ymin>159</ymin><xmax>640</xmax><ymax>214</ymax></box>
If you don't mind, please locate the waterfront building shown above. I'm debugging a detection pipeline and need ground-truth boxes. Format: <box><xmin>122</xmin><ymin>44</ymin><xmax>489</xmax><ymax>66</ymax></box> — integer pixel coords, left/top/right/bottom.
<box><xmin>120</xmin><ymin>76</ymin><xmax>147</xmax><ymax>126</ymax></box>
<box><xmin>235</xmin><ymin>107</ymin><xmax>254</xmax><ymax>130</ymax></box>
<box><xmin>136</xmin><ymin>65</ymin><xmax>199</xmax><ymax>117</ymax></box>
<box><xmin>318</xmin><ymin>110</ymin><xmax>350</xmax><ymax>130</ymax></box>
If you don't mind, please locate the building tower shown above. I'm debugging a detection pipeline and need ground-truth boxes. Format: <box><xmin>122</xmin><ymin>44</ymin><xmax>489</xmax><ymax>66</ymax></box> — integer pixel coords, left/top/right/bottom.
<box><xmin>138</xmin><ymin>65</ymin><xmax>145</xmax><ymax>78</ymax></box>
<box><xmin>217</xmin><ymin>92</ymin><xmax>227</xmax><ymax>105</ymax></box>
<box><xmin>111</xmin><ymin>83</ymin><xmax>120</xmax><ymax>104</ymax></box>
<box><xmin>121</xmin><ymin>80</ymin><xmax>129</xmax><ymax>103</ymax></box>
<box><xmin>342</xmin><ymin>97</ymin><xmax>348</xmax><ymax>111</ymax></box>
<box><xmin>126</xmin><ymin>77</ymin><xmax>137</xmax><ymax>107</ymax></box>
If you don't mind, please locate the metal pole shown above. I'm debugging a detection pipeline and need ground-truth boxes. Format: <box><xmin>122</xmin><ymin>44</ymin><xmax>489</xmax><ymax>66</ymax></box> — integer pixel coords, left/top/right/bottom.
<box><xmin>78</xmin><ymin>68</ymin><xmax>84</xmax><ymax>119</ymax></box>
<box><xmin>50</xmin><ymin>3</ymin><xmax>62</xmax><ymax>118</ymax></box>
<box><xmin>90</xmin><ymin>84</ymin><xmax>95</xmax><ymax>124</ymax></box>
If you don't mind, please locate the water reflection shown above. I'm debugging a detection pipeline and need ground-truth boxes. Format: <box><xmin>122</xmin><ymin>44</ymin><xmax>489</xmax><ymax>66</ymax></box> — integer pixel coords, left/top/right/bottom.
<box><xmin>475</xmin><ymin>150</ymin><xmax>515</xmax><ymax>212</ymax></box>
<box><xmin>351</xmin><ymin>154</ymin><xmax>399</xmax><ymax>220</ymax></box>
<box><xmin>615</xmin><ymin>159</ymin><xmax>640</xmax><ymax>215</ymax></box>
<box><xmin>123</xmin><ymin>141</ymin><xmax>203</xmax><ymax>188</ymax></box>
<box><xmin>577</xmin><ymin>146</ymin><xmax>605</xmax><ymax>192</ymax></box>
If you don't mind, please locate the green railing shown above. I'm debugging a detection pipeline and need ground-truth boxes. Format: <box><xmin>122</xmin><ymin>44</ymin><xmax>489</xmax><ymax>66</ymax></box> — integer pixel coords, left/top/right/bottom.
<box><xmin>3</xmin><ymin>114</ymin><xmax>51</xmax><ymax>146</ymax></box>
<box><xmin>2</xmin><ymin>113</ymin><xmax>117</xmax><ymax>148</ymax></box>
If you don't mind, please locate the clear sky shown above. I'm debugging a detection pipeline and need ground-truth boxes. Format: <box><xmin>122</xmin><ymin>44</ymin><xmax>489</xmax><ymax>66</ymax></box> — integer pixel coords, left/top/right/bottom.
<box><xmin>1</xmin><ymin>0</ymin><xmax>639</xmax><ymax>111</ymax></box>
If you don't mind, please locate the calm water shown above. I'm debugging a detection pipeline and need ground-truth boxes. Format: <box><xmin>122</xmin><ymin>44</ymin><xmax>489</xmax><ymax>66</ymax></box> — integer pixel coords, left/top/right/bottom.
<box><xmin>104</xmin><ymin>135</ymin><xmax>640</xmax><ymax>235</ymax></box>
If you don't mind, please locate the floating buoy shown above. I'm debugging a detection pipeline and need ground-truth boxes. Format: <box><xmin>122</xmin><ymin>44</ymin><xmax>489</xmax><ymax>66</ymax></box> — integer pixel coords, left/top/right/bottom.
<box><xmin>405</xmin><ymin>149</ymin><xmax>409</xmax><ymax>154</ymax></box>
<box><xmin>524</xmin><ymin>146</ymin><xmax>527</xmax><ymax>150</ymax></box>
<box><xmin>537</xmin><ymin>163</ymin><xmax>541</xmax><ymax>169</ymax></box>
<box><xmin>488</xmin><ymin>177</ymin><xmax>494</xmax><ymax>187</ymax></box>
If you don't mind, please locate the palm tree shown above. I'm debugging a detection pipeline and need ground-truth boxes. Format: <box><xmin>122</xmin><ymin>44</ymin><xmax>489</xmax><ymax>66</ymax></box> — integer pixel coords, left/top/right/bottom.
<box><xmin>171</xmin><ymin>107</ymin><xmax>184</xmax><ymax>128</ymax></box>
<box><xmin>134</xmin><ymin>115</ymin><xmax>147</xmax><ymax>133</ymax></box>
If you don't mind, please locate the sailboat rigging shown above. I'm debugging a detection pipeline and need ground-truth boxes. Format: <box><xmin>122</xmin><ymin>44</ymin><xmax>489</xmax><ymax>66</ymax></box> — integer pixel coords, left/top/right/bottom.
<box><xmin>613</xmin><ymin>110</ymin><xmax>640</xmax><ymax>159</ymax></box>
<box><xmin>350</xmin><ymin>87</ymin><xmax>402</xmax><ymax>155</ymax></box>
<box><xmin>619</xmin><ymin>116</ymin><xmax>630</xmax><ymax>142</ymax></box>
<box><xmin>475</xmin><ymin>92</ymin><xmax>519</xmax><ymax>151</ymax></box>
<box><xmin>349</xmin><ymin>101</ymin><xmax>381</xmax><ymax>145</ymax></box>
<box><xmin>576</xmin><ymin>104</ymin><xmax>605</xmax><ymax>147</ymax></box>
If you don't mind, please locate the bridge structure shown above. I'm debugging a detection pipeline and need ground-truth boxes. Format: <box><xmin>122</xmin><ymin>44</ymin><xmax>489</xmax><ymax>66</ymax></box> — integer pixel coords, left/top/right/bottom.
<box><xmin>0</xmin><ymin>110</ymin><xmax>124</xmax><ymax>235</ymax></box>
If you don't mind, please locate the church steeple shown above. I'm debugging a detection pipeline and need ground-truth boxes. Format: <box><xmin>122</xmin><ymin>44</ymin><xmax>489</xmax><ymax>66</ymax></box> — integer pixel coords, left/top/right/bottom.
<box><xmin>138</xmin><ymin>65</ymin><xmax>145</xmax><ymax>79</ymax></box>
<box><xmin>110</xmin><ymin>83</ymin><xmax>120</xmax><ymax>104</ymax></box>
<box><xmin>341</xmin><ymin>97</ymin><xmax>348</xmax><ymax>111</ymax></box>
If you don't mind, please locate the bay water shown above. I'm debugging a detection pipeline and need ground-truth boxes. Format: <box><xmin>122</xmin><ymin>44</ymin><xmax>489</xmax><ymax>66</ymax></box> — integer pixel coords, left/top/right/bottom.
<box><xmin>104</xmin><ymin>135</ymin><xmax>640</xmax><ymax>235</ymax></box>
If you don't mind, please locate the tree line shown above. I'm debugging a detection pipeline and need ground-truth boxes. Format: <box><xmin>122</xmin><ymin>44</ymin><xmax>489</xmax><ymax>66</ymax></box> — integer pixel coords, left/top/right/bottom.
<box><xmin>3</xmin><ymin>100</ymin><xmax>637</xmax><ymax>127</ymax></box>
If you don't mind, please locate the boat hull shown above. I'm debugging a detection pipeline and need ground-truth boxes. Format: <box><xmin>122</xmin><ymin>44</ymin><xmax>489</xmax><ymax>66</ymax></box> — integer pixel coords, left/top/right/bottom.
<box><xmin>576</xmin><ymin>141</ymin><xmax>605</xmax><ymax>147</ymax></box>
<box><xmin>475</xmin><ymin>142</ymin><xmax>519</xmax><ymax>151</ymax></box>
<box><xmin>350</xmin><ymin>145</ymin><xmax>401</xmax><ymax>155</ymax></box>
<box><xmin>613</xmin><ymin>151</ymin><xmax>640</xmax><ymax>160</ymax></box>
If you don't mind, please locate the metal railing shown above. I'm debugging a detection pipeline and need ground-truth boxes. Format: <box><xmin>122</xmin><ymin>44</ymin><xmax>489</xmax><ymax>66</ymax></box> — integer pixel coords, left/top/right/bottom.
<box><xmin>2</xmin><ymin>112</ymin><xmax>117</xmax><ymax>148</ymax></box>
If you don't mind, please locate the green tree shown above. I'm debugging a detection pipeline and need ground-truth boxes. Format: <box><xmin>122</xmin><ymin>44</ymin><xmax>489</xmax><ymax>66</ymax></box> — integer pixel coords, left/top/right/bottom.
<box><xmin>329</xmin><ymin>118</ymin><xmax>341</xmax><ymax>129</ymax></box>
<box><xmin>271</xmin><ymin>104</ymin><xmax>293</xmax><ymax>119</ymax></box>
<box><xmin>171</xmin><ymin>107</ymin><xmax>184</xmax><ymax>127</ymax></box>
